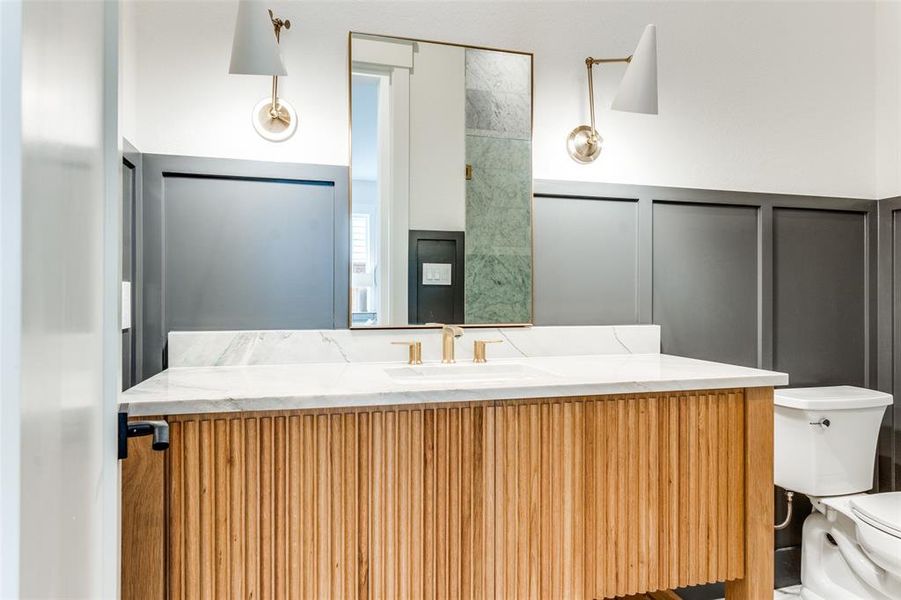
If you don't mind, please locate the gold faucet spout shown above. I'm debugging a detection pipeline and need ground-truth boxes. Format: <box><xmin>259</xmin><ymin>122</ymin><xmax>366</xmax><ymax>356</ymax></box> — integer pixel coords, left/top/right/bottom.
<box><xmin>428</xmin><ymin>323</ymin><xmax>465</xmax><ymax>363</ymax></box>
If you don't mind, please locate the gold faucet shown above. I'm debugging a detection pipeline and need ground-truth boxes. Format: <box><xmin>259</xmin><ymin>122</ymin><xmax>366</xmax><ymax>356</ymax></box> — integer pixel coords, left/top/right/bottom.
<box><xmin>428</xmin><ymin>323</ymin><xmax>464</xmax><ymax>363</ymax></box>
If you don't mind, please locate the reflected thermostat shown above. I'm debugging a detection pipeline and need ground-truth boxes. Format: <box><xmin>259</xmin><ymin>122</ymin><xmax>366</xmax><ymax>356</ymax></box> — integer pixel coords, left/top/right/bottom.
<box><xmin>422</xmin><ymin>263</ymin><xmax>452</xmax><ymax>286</ymax></box>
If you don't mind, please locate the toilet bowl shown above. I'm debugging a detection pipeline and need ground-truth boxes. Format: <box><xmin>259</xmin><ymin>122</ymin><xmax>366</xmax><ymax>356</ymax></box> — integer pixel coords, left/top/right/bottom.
<box><xmin>851</xmin><ymin>493</ymin><xmax>901</xmax><ymax>577</ymax></box>
<box><xmin>798</xmin><ymin>494</ymin><xmax>901</xmax><ymax>600</ymax></box>
<box><xmin>774</xmin><ymin>386</ymin><xmax>896</xmax><ymax>600</ymax></box>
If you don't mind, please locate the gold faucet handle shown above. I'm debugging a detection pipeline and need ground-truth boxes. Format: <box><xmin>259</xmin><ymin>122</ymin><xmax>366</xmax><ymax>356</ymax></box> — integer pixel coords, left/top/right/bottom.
<box><xmin>391</xmin><ymin>341</ymin><xmax>423</xmax><ymax>365</ymax></box>
<box><xmin>473</xmin><ymin>340</ymin><xmax>503</xmax><ymax>363</ymax></box>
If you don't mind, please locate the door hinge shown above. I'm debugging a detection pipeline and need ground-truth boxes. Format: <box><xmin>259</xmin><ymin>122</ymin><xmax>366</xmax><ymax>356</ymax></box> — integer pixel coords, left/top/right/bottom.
<box><xmin>118</xmin><ymin>412</ymin><xmax>170</xmax><ymax>459</ymax></box>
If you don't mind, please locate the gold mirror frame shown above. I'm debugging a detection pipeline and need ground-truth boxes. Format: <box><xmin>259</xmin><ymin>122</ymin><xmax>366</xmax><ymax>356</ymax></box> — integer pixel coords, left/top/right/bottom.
<box><xmin>347</xmin><ymin>32</ymin><xmax>535</xmax><ymax>330</ymax></box>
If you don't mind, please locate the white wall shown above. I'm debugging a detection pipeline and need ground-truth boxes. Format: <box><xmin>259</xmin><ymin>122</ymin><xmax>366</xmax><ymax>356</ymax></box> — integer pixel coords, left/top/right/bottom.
<box><xmin>409</xmin><ymin>42</ymin><xmax>466</xmax><ymax>231</ymax></box>
<box><xmin>19</xmin><ymin>1</ymin><xmax>119</xmax><ymax>597</ymax></box>
<box><xmin>876</xmin><ymin>0</ymin><xmax>901</xmax><ymax>199</ymax></box>
<box><xmin>123</xmin><ymin>1</ymin><xmax>881</xmax><ymax>199</ymax></box>
<box><xmin>0</xmin><ymin>1</ymin><xmax>22</xmax><ymax>595</ymax></box>
<box><xmin>120</xmin><ymin>0</ymin><xmax>138</xmax><ymax>148</ymax></box>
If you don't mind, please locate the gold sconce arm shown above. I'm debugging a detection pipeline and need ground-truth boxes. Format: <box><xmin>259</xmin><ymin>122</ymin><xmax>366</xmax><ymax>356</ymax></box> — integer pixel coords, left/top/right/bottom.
<box><xmin>268</xmin><ymin>9</ymin><xmax>291</xmax><ymax>121</ymax></box>
<box><xmin>567</xmin><ymin>55</ymin><xmax>632</xmax><ymax>163</ymax></box>
<box><xmin>584</xmin><ymin>56</ymin><xmax>632</xmax><ymax>142</ymax></box>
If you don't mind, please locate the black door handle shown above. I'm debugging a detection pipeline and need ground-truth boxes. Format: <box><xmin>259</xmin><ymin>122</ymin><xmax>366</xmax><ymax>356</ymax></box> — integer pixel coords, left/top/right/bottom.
<box><xmin>118</xmin><ymin>412</ymin><xmax>169</xmax><ymax>459</ymax></box>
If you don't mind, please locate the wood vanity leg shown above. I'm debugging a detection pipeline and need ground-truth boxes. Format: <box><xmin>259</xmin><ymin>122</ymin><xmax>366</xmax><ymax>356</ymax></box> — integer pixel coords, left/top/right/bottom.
<box><xmin>725</xmin><ymin>387</ymin><xmax>774</xmax><ymax>600</ymax></box>
<box><xmin>121</xmin><ymin>418</ymin><xmax>167</xmax><ymax>600</ymax></box>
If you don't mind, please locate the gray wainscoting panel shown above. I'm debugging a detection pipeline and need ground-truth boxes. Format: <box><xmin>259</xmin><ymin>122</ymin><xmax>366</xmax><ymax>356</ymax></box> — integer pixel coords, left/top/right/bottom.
<box><xmin>123</xmin><ymin>140</ymin><xmax>143</xmax><ymax>384</ymax></box>
<box><xmin>163</xmin><ymin>175</ymin><xmax>335</xmax><ymax>330</ymax></box>
<box><xmin>121</xmin><ymin>154</ymin><xmax>136</xmax><ymax>389</ymax></box>
<box><xmin>533</xmin><ymin>195</ymin><xmax>639</xmax><ymax>325</ymax></box>
<box><xmin>878</xmin><ymin>197</ymin><xmax>901</xmax><ymax>491</ymax></box>
<box><xmin>893</xmin><ymin>206</ymin><xmax>901</xmax><ymax>489</ymax></box>
<box><xmin>773</xmin><ymin>208</ymin><xmax>867</xmax><ymax>388</ymax></box>
<box><xmin>141</xmin><ymin>155</ymin><xmax>348</xmax><ymax>380</ymax></box>
<box><xmin>652</xmin><ymin>201</ymin><xmax>759</xmax><ymax>367</ymax></box>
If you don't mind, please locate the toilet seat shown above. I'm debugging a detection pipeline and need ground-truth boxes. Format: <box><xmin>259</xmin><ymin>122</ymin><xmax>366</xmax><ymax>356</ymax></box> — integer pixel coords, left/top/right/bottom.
<box><xmin>851</xmin><ymin>493</ymin><xmax>901</xmax><ymax>539</ymax></box>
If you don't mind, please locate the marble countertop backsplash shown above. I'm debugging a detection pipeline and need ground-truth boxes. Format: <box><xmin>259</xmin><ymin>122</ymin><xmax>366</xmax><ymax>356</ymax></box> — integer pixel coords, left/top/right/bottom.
<box><xmin>166</xmin><ymin>325</ymin><xmax>662</xmax><ymax>368</ymax></box>
<box><xmin>120</xmin><ymin>325</ymin><xmax>788</xmax><ymax>417</ymax></box>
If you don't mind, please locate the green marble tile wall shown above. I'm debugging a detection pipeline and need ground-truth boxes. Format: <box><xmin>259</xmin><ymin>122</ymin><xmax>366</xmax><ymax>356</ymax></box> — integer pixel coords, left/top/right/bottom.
<box><xmin>464</xmin><ymin>48</ymin><xmax>532</xmax><ymax>323</ymax></box>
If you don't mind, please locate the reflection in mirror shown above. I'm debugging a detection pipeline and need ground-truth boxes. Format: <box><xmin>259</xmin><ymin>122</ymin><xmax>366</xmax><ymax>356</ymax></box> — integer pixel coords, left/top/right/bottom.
<box><xmin>350</xmin><ymin>33</ymin><xmax>533</xmax><ymax>328</ymax></box>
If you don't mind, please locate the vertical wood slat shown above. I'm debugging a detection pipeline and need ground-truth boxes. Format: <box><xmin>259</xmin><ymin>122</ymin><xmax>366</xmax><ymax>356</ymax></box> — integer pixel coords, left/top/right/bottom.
<box><xmin>184</xmin><ymin>420</ymin><xmax>200</xmax><ymax>599</ymax></box>
<box><xmin>150</xmin><ymin>389</ymin><xmax>749</xmax><ymax>599</ymax></box>
<box><xmin>259</xmin><ymin>417</ymin><xmax>273</xmax><ymax>600</ymax></box>
<box><xmin>170</xmin><ymin>420</ymin><xmax>184</xmax><ymax>600</ymax></box>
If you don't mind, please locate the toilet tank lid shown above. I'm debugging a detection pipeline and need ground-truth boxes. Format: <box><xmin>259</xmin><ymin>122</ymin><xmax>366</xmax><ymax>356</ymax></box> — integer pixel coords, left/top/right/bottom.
<box><xmin>774</xmin><ymin>386</ymin><xmax>893</xmax><ymax>410</ymax></box>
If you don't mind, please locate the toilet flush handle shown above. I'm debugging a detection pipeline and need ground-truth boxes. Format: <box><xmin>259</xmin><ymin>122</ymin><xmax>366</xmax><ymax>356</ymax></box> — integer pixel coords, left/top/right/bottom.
<box><xmin>809</xmin><ymin>417</ymin><xmax>831</xmax><ymax>428</ymax></box>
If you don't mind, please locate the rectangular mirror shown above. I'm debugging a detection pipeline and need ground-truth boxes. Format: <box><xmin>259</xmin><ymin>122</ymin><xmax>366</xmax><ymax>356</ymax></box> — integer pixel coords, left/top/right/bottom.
<box><xmin>349</xmin><ymin>33</ymin><xmax>533</xmax><ymax>328</ymax></box>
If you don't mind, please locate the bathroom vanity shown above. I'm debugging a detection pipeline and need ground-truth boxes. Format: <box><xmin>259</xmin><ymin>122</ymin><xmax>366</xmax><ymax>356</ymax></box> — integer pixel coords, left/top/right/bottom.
<box><xmin>120</xmin><ymin>326</ymin><xmax>787</xmax><ymax>599</ymax></box>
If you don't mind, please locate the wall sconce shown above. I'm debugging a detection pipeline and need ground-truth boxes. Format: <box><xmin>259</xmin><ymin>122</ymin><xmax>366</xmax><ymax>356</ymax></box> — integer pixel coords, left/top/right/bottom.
<box><xmin>229</xmin><ymin>2</ymin><xmax>297</xmax><ymax>141</ymax></box>
<box><xmin>567</xmin><ymin>24</ymin><xmax>658</xmax><ymax>163</ymax></box>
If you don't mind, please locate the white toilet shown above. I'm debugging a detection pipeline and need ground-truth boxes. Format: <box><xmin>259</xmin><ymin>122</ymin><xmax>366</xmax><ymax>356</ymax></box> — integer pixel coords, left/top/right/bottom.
<box><xmin>774</xmin><ymin>385</ymin><xmax>899</xmax><ymax>600</ymax></box>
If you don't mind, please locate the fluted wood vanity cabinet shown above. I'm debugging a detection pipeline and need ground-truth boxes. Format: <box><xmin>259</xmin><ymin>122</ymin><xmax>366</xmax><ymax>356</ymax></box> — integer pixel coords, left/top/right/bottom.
<box><xmin>122</xmin><ymin>387</ymin><xmax>773</xmax><ymax>599</ymax></box>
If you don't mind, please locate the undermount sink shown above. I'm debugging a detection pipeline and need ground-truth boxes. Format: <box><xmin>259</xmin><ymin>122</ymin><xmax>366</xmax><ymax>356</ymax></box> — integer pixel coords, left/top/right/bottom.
<box><xmin>384</xmin><ymin>363</ymin><xmax>553</xmax><ymax>385</ymax></box>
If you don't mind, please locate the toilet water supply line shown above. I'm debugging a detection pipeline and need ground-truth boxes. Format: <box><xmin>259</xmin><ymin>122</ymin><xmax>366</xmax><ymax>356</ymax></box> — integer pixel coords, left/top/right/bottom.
<box><xmin>774</xmin><ymin>490</ymin><xmax>794</xmax><ymax>531</ymax></box>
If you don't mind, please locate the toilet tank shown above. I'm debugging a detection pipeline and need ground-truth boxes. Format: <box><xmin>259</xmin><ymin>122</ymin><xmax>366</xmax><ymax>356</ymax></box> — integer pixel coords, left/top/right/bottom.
<box><xmin>774</xmin><ymin>386</ymin><xmax>892</xmax><ymax>497</ymax></box>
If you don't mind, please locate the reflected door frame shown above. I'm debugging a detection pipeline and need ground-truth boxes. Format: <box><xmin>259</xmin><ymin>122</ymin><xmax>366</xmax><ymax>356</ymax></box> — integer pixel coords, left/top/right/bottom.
<box><xmin>351</xmin><ymin>37</ymin><xmax>414</xmax><ymax>326</ymax></box>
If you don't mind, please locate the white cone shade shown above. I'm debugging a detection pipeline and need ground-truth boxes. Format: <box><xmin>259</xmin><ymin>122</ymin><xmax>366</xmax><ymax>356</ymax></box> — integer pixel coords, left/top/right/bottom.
<box><xmin>229</xmin><ymin>0</ymin><xmax>287</xmax><ymax>76</ymax></box>
<box><xmin>611</xmin><ymin>24</ymin><xmax>657</xmax><ymax>114</ymax></box>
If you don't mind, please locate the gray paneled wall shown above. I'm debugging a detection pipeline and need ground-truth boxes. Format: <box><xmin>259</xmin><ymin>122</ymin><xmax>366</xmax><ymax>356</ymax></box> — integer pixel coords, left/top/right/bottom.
<box><xmin>877</xmin><ymin>196</ymin><xmax>901</xmax><ymax>493</ymax></box>
<box><xmin>773</xmin><ymin>208</ymin><xmax>868</xmax><ymax>388</ymax></box>
<box><xmin>652</xmin><ymin>202</ymin><xmax>759</xmax><ymax>368</ymax></box>
<box><xmin>533</xmin><ymin>195</ymin><xmax>639</xmax><ymax>324</ymax></box>
<box><xmin>534</xmin><ymin>179</ymin><xmax>880</xmax><ymax>591</ymax></box>
<box><xmin>893</xmin><ymin>205</ymin><xmax>901</xmax><ymax>491</ymax></box>
<box><xmin>139</xmin><ymin>154</ymin><xmax>348</xmax><ymax>380</ymax></box>
<box><xmin>534</xmin><ymin>180</ymin><xmax>877</xmax><ymax>386</ymax></box>
<box><xmin>163</xmin><ymin>175</ymin><xmax>336</xmax><ymax>330</ymax></box>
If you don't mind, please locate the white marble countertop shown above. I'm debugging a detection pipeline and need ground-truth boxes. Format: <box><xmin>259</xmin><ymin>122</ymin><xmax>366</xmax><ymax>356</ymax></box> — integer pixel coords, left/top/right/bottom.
<box><xmin>120</xmin><ymin>353</ymin><xmax>788</xmax><ymax>417</ymax></box>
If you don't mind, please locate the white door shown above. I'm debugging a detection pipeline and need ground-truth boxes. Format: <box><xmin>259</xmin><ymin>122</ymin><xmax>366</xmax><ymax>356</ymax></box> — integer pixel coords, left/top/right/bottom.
<box><xmin>1</xmin><ymin>0</ymin><xmax>121</xmax><ymax>597</ymax></box>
